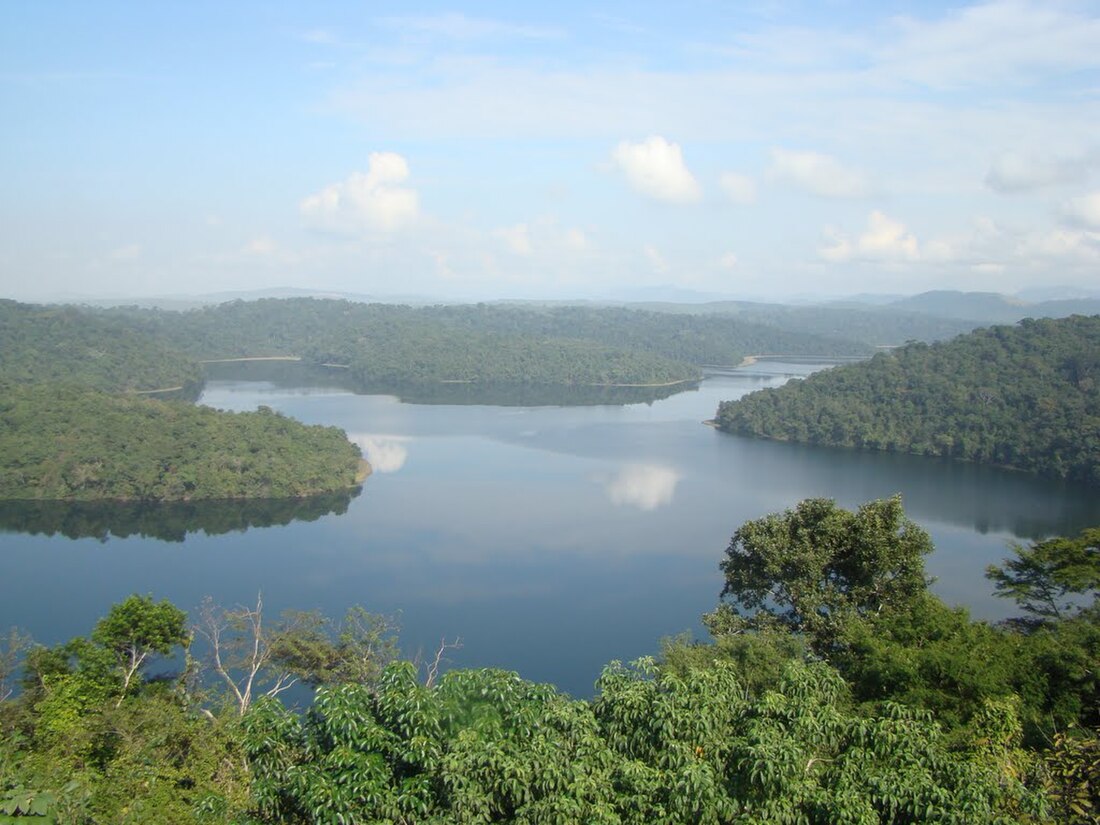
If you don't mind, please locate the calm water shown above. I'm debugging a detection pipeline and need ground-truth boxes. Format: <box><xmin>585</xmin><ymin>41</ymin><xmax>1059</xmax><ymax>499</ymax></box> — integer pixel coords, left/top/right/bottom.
<box><xmin>3</xmin><ymin>362</ymin><xmax>1099</xmax><ymax>697</ymax></box>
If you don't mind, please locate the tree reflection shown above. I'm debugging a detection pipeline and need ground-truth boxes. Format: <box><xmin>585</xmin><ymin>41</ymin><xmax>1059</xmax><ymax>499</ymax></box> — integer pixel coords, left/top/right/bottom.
<box><xmin>0</xmin><ymin>490</ymin><xmax>358</xmax><ymax>543</ymax></box>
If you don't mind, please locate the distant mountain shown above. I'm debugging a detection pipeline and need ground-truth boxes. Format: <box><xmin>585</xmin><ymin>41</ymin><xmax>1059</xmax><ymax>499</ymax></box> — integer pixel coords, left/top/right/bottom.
<box><xmin>1015</xmin><ymin>285</ymin><xmax>1100</xmax><ymax>302</ymax></box>
<box><xmin>600</xmin><ymin>284</ymin><xmax>744</xmax><ymax>304</ymax></box>
<box><xmin>62</xmin><ymin>286</ymin><xmax>445</xmax><ymax>310</ymax></box>
<box><xmin>623</xmin><ymin>300</ymin><xmax>980</xmax><ymax>347</ymax></box>
<box><xmin>888</xmin><ymin>290</ymin><xmax>1100</xmax><ymax>323</ymax></box>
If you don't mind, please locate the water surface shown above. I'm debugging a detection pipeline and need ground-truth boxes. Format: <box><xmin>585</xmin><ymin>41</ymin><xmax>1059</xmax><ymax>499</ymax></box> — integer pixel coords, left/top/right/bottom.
<box><xmin>3</xmin><ymin>362</ymin><xmax>1097</xmax><ymax>697</ymax></box>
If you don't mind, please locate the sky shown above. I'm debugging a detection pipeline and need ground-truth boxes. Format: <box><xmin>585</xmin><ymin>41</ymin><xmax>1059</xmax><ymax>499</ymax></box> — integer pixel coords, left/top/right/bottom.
<box><xmin>2</xmin><ymin>0</ymin><xmax>1099</xmax><ymax>303</ymax></box>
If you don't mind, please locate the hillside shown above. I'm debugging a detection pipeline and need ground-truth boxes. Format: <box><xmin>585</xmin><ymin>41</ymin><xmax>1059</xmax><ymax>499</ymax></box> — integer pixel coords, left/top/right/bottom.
<box><xmin>0</xmin><ymin>385</ymin><xmax>365</xmax><ymax>501</ymax></box>
<box><xmin>715</xmin><ymin>315</ymin><xmax>1100</xmax><ymax>484</ymax></box>
<box><xmin>100</xmin><ymin>299</ymin><xmax>871</xmax><ymax>384</ymax></box>
<box><xmin>0</xmin><ymin>300</ymin><xmax>201</xmax><ymax>392</ymax></box>
<box><xmin>0</xmin><ymin>300</ymin><xmax>364</xmax><ymax>502</ymax></box>
<box><xmin>887</xmin><ymin>290</ymin><xmax>1100</xmax><ymax>324</ymax></box>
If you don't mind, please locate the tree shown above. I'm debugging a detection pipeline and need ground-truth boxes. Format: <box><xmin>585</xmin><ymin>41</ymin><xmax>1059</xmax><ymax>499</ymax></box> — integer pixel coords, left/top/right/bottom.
<box><xmin>194</xmin><ymin>595</ymin><xmax>397</xmax><ymax>714</ymax></box>
<box><xmin>195</xmin><ymin>593</ymin><xmax>295</xmax><ymax>716</ymax></box>
<box><xmin>986</xmin><ymin>527</ymin><xmax>1100</xmax><ymax>625</ymax></box>
<box><xmin>714</xmin><ymin>496</ymin><xmax>932</xmax><ymax>650</ymax></box>
<box><xmin>90</xmin><ymin>594</ymin><xmax>188</xmax><ymax>705</ymax></box>
<box><xmin>0</xmin><ymin>626</ymin><xmax>31</xmax><ymax>702</ymax></box>
<box><xmin>267</xmin><ymin>605</ymin><xmax>399</xmax><ymax>687</ymax></box>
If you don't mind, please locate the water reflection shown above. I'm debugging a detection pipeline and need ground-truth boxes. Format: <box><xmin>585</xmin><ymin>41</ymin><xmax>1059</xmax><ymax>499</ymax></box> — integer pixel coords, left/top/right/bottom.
<box><xmin>356</xmin><ymin>381</ymin><xmax>695</xmax><ymax>407</ymax></box>
<box><xmin>351</xmin><ymin>435</ymin><xmax>411</xmax><ymax>474</ymax></box>
<box><xmin>603</xmin><ymin>464</ymin><xmax>682</xmax><ymax>511</ymax></box>
<box><xmin>0</xmin><ymin>492</ymin><xmax>357</xmax><ymax>543</ymax></box>
<box><xmin>201</xmin><ymin>360</ymin><xmax>694</xmax><ymax>407</ymax></box>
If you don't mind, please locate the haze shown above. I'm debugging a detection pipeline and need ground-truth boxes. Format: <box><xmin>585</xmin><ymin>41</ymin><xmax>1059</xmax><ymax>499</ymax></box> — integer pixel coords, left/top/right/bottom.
<box><xmin>2</xmin><ymin>1</ymin><xmax>1099</xmax><ymax>304</ymax></box>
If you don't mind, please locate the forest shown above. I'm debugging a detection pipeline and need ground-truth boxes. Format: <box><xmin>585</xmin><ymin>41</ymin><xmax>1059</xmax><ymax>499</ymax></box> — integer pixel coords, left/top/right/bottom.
<box><xmin>0</xmin><ymin>301</ymin><xmax>201</xmax><ymax>395</ymax></box>
<box><xmin>0</xmin><ymin>386</ymin><xmax>364</xmax><ymax>502</ymax></box>
<box><xmin>99</xmin><ymin>299</ymin><xmax>871</xmax><ymax>385</ymax></box>
<box><xmin>0</xmin><ymin>498</ymin><xmax>1096</xmax><ymax>823</ymax></box>
<box><xmin>0</xmin><ymin>301</ymin><xmax>363</xmax><ymax>502</ymax></box>
<box><xmin>715</xmin><ymin>315</ymin><xmax>1100</xmax><ymax>485</ymax></box>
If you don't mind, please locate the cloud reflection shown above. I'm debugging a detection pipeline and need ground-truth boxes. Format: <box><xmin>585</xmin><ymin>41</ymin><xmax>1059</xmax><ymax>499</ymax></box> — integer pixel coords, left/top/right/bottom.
<box><xmin>350</xmin><ymin>434</ymin><xmax>410</xmax><ymax>473</ymax></box>
<box><xmin>605</xmin><ymin>464</ymin><xmax>681</xmax><ymax>511</ymax></box>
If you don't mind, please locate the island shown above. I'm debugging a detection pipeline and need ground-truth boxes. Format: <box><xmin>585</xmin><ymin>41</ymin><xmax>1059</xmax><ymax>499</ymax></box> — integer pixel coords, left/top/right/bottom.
<box><xmin>714</xmin><ymin>314</ymin><xmax>1100</xmax><ymax>484</ymax></box>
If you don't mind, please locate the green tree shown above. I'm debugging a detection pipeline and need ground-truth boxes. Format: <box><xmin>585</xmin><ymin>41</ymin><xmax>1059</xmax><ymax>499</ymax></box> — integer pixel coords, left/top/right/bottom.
<box><xmin>986</xmin><ymin>527</ymin><xmax>1100</xmax><ymax>624</ymax></box>
<box><xmin>90</xmin><ymin>594</ymin><xmax>188</xmax><ymax>705</ymax></box>
<box><xmin>713</xmin><ymin>496</ymin><xmax>932</xmax><ymax>651</ymax></box>
<box><xmin>0</xmin><ymin>627</ymin><xmax>31</xmax><ymax>703</ymax></box>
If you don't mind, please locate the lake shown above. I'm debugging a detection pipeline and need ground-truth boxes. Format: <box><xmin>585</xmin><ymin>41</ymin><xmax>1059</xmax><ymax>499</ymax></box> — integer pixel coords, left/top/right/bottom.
<box><xmin>3</xmin><ymin>361</ymin><xmax>1099</xmax><ymax>698</ymax></box>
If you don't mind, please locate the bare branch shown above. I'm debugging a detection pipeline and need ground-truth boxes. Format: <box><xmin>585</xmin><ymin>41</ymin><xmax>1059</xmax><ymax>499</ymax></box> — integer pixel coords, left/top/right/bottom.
<box><xmin>425</xmin><ymin>637</ymin><xmax>462</xmax><ymax>688</ymax></box>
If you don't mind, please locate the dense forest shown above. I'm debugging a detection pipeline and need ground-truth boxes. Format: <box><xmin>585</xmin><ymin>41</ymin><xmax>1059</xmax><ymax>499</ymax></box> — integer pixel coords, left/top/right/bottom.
<box><xmin>0</xmin><ymin>386</ymin><xmax>365</xmax><ymax>502</ymax></box>
<box><xmin>1</xmin><ymin>498</ymin><xmax>1096</xmax><ymax>822</ymax></box>
<box><xmin>0</xmin><ymin>301</ymin><xmax>201</xmax><ymax>394</ymax></box>
<box><xmin>101</xmin><ymin>299</ymin><xmax>871</xmax><ymax>385</ymax></box>
<box><xmin>0</xmin><ymin>301</ymin><xmax>364</xmax><ymax>502</ymax></box>
<box><xmin>715</xmin><ymin>315</ymin><xmax>1100</xmax><ymax>485</ymax></box>
<box><xmin>632</xmin><ymin>299</ymin><xmax>983</xmax><ymax>346</ymax></box>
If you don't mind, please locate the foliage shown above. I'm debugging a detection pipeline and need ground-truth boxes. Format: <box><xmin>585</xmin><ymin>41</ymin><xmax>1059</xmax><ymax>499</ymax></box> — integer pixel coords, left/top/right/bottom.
<box><xmin>716</xmin><ymin>315</ymin><xmax>1100</xmax><ymax>484</ymax></box>
<box><xmin>1041</xmin><ymin>727</ymin><xmax>1100</xmax><ymax>824</ymax></box>
<box><xmin>987</xmin><ymin>527</ymin><xmax>1100</xmax><ymax>624</ymax></box>
<box><xmin>239</xmin><ymin>657</ymin><xmax>1041</xmax><ymax>823</ymax></box>
<box><xmin>103</xmin><ymin>297</ymin><xmax>871</xmax><ymax>387</ymax></box>
<box><xmin>0</xmin><ymin>631</ymin><xmax>31</xmax><ymax>704</ymax></box>
<box><xmin>714</xmin><ymin>496</ymin><xmax>932</xmax><ymax>652</ymax></box>
<box><xmin>0</xmin><ymin>385</ymin><xmax>363</xmax><ymax>501</ymax></box>
<box><xmin>0</xmin><ymin>299</ymin><xmax>200</xmax><ymax>394</ymax></box>
<box><xmin>269</xmin><ymin>606</ymin><xmax>399</xmax><ymax>688</ymax></box>
<box><xmin>195</xmin><ymin>596</ymin><xmax>398</xmax><ymax>716</ymax></box>
<box><xmin>91</xmin><ymin>595</ymin><xmax>188</xmax><ymax>703</ymax></box>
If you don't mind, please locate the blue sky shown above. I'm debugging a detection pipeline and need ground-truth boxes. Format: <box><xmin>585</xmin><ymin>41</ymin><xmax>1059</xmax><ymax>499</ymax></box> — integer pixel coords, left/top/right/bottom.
<box><xmin>2</xmin><ymin>1</ymin><xmax>1099</xmax><ymax>301</ymax></box>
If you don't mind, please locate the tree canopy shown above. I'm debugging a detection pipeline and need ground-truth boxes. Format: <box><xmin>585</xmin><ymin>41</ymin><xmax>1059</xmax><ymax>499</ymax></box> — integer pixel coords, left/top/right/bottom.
<box><xmin>715</xmin><ymin>315</ymin><xmax>1100</xmax><ymax>484</ymax></box>
<box><xmin>0</xmin><ymin>386</ymin><xmax>364</xmax><ymax>501</ymax></box>
<box><xmin>714</xmin><ymin>496</ymin><xmax>932</xmax><ymax>650</ymax></box>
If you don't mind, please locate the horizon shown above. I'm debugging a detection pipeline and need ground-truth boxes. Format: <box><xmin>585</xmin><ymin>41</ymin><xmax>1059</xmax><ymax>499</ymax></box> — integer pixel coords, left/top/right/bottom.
<box><xmin>3</xmin><ymin>1</ymin><xmax>1099</xmax><ymax>303</ymax></box>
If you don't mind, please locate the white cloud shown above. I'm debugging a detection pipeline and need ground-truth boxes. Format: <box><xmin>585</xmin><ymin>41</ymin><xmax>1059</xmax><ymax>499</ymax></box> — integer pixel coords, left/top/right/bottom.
<box><xmin>719</xmin><ymin>252</ymin><xmax>739</xmax><ymax>269</ymax></box>
<box><xmin>770</xmin><ymin>148</ymin><xmax>869</xmax><ymax>198</ymax></box>
<box><xmin>718</xmin><ymin>172</ymin><xmax>756</xmax><ymax>204</ymax></box>
<box><xmin>495</xmin><ymin>223</ymin><xmax>532</xmax><ymax>255</ymax></box>
<box><xmin>821</xmin><ymin>211</ymin><xmax>918</xmax><ymax>262</ymax></box>
<box><xmin>301</xmin><ymin>152</ymin><xmax>419</xmax><ymax>234</ymax></box>
<box><xmin>379</xmin><ymin>12</ymin><xmax>562</xmax><ymax>41</ymax></box>
<box><xmin>243</xmin><ymin>236</ymin><xmax>276</xmax><ymax>256</ymax></box>
<box><xmin>564</xmin><ymin>227</ymin><xmax>588</xmax><ymax>251</ymax></box>
<box><xmin>301</xmin><ymin>28</ymin><xmax>339</xmax><ymax>45</ymax></box>
<box><xmin>643</xmin><ymin>244</ymin><xmax>669</xmax><ymax>273</ymax></box>
<box><xmin>875</xmin><ymin>1</ymin><xmax>1100</xmax><ymax>89</ymax></box>
<box><xmin>611</xmin><ymin>136</ymin><xmax>702</xmax><ymax>203</ymax></box>
<box><xmin>985</xmin><ymin>151</ymin><xmax>1094</xmax><ymax>193</ymax></box>
<box><xmin>109</xmin><ymin>243</ymin><xmax>141</xmax><ymax>261</ymax></box>
<box><xmin>351</xmin><ymin>435</ymin><xmax>410</xmax><ymax>473</ymax></box>
<box><xmin>1061</xmin><ymin>191</ymin><xmax>1100</xmax><ymax>229</ymax></box>
<box><xmin>604</xmin><ymin>464</ymin><xmax>681</xmax><ymax>511</ymax></box>
<box><xmin>1019</xmin><ymin>228</ymin><xmax>1100</xmax><ymax>262</ymax></box>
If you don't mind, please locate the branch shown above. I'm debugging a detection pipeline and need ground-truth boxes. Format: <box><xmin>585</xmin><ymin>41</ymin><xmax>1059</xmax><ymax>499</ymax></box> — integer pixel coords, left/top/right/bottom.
<box><xmin>425</xmin><ymin>637</ymin><xmax>462</xmax><ymax>688</ymax></box>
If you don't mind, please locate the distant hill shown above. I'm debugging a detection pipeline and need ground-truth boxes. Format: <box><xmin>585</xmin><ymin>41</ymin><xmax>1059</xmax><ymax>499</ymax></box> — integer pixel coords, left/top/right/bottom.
<box><xmin>0</xmin><ymin>299</ymin><xmax>201</xmax><ymax>392</ymax></box>
<box><xmin>102</xmin><ymin>299</ymin><xmax>871</xmax><ymax>385</ymax></box>
<box><xmin>715</xmin><ymin>315</ymin><xmax>1100</xmax><ymax>484</ymax></box>
<box><xmin>887</xmin><ymin>290</ymin><xmax>1100</xmax><ymax>323</ymax></box>
<box><xmin>627</xmin><ymin>300</ymin><xmax>980</xmax><ymax>347</ymax></box>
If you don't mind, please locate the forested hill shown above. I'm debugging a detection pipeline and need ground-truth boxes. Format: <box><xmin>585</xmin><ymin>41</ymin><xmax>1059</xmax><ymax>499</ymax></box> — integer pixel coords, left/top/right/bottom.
<box><xmin>715</xmin><ymin>315</ymin><xmax>1100</xmax><ymax>484</ymax></box>
<box><xmin>0</xmin><ymin>385</ymin><xmax>364</xmax><ymax>501</ymax></box>
<box><xmin>0</xmin><ymin>300</ymin><xmax>200</xmax><ymax>392</ymax></box>
<box><xmin>0</xmin><ymin>301</ymin><xmax>364</xmax><ymax>502</ymax></box>
<box><xmin>102</xmin><ymin>299</ymin><xmax>871</xmax><ymax>385</ymax></box>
